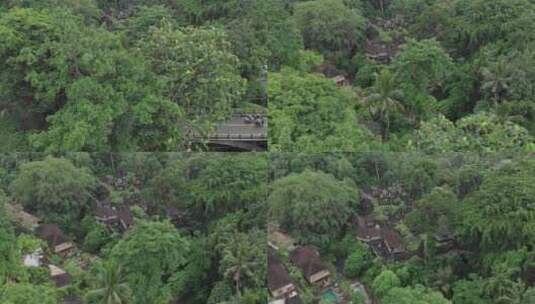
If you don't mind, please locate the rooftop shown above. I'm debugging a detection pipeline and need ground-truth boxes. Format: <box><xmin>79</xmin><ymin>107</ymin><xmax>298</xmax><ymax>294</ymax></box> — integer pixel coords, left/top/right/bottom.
<box><xmin>355</xmin><ymin>216</ymin><xmax>382</xmax><ymax>241</ymax></box>
<box><xmin>49</xmin><ymin>265</ymin><xmax>70</xmax><ymax>287</ymax></box>
<box><xmin>268</xmin><ymin>224</ymin><xmax>296</xmax><ymax>251</ymax></box>
<box><xmin>36</xmin><ymin>224</ymin><xmax>68</xmax><ymax>248</ymax></box>
<box><xmin>289</xmin><ymin>246</ymin><xmax>328</xmax><ymax>279</ymax></box>
<box><xmin>5</xmin><ymin>204</ymin><xmax>39</xmax><ymax>230</ymax></box>
<box><xmin>268</xmin><ymin>247</ymin><xmax>293</xmax><ymax>292</ymax></box>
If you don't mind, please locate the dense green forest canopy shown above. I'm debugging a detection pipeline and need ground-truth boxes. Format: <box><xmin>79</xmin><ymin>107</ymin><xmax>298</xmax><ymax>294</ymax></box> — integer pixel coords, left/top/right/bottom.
<box><xmin>265</xmin><ymin>0</ymin><xmax>535</xmax><ymax>152</ymax></box>
<box><xmin>0</xmin><ymin>0</ymin><xmax>276</xmax><ymax>152</ymax></box>
<box><xmin>268</xmin><ymin>152</ymin><xmax>535</xmax><ymax>304</ymax></box>
<box><xmin>2</xmin><ymin>0</ymin><xmax>535</xmax><ymax>152</ymax></box>
<box><xmin>0</xmin><ymin>153</ymin><xmax>267</xmax><ymax>304</ymax></box>
<box><xmin>1</xmin><ymin>1</ymin><xmax>535</xmax><ymax>304</ymax></box>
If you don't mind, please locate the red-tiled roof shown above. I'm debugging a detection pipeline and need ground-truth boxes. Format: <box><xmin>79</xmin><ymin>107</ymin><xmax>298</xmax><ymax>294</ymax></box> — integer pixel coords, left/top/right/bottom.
<box><xmin>289</xmin><ymin>246</ymin><xmax>327</xmax><ymax>279</ymax></box>
<box><xmin>383</xmin><ymin>228</ymin><xmax>403</xmax><ymax>252</ymax></box>
<box><xmin>36</xmin><ymin>224</ymin><xmax>67</xmax><ymax>248</ymax></box>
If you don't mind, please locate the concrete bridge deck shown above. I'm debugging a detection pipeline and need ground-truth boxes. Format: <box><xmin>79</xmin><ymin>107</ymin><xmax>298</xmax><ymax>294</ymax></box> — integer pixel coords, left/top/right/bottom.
<box><xmin>190</xmin><ymin>113</ymin><xmax>267</xmax><ymax>151</ymax></box>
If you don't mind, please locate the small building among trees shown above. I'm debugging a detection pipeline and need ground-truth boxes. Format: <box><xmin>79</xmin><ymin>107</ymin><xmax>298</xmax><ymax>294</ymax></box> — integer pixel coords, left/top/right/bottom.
<box><xmin>355</xmin><ymin>216</ymin><xmax>407</xmax><ymax>260</ymax></box>
<box><xmin>290</xmin><ymin>246</ymin><xmax>331</xmax><ymax>288</ymax></box>
<box><xmin>36</xmin><ymin>224</ymin><xmax>75</xmax><ymax>257</ymax></box>
<box><xmin>93</xmin><ymin>201</ymin><xmax>134</xmax><ymax>232</ymax></box>
<box><xmin>6</xmin><ymin>204</ymin><xmax>40</xmax><ymax>231</ymax></box>
<box><xmin>49</xmin><ymin>264</ymin><xmax>71</xmax><ymax>288</ymax></box>
<box><xmin>268</xmin><ymin>247</ymin><xmax>299</xmax><ymax>301</ymax></box>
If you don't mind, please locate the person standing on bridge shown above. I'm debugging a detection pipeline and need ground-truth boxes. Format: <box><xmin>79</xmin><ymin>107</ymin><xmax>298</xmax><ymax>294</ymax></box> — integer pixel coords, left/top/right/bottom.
<box><xmin>254</xmin><ymin>114</ymin><xmax>264</xmax><ymax>127</ymax></box>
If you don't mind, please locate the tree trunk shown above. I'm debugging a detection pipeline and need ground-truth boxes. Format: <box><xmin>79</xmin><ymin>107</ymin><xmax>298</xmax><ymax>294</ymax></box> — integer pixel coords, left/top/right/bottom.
<box><xmin>379</xmin><ymin>0</ymin><xmax>385</xmax><ymax>17</ymax></box>
<box><xmin>235</xmin><ymin>272</ymin><xmax>241</xmax><ymax>298</ymax></box>
<box><xmin>381</xmin><ymin>112</ymin><xmax>390</xmax><ymax>141</ymax></box>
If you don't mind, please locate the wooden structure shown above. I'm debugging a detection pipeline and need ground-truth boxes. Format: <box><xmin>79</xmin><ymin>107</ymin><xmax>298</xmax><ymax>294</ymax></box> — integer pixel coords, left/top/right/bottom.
<box><xmin>93</xmin><ymin>201</ymin><xmax>134</xmax><ymax>233</ymax></box>
<box><xmin>356</xmin><ymin>216</ymin><xmax>383</xmax><ymax>243</ymax></box>
<box><xmin>49</xmin><ymin>264</ymin><xmax>71</xmax><ymax>288</ymax></box>
<box><xmin>331</xmin><ymin>75</ymin><xmax>349</xmax><ymax>86</ymax></box>
<box><xmin>355</xmin><ymin>216</ymin><xmax>406</xmax><ymax>260</ymax></box>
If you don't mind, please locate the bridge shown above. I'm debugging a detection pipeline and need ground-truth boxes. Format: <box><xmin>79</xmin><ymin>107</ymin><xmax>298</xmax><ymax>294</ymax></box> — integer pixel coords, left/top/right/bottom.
<box><xmin>190</xmin><ymin>113</ymin><xmax>267</xmax><ymax>151</ymax></box>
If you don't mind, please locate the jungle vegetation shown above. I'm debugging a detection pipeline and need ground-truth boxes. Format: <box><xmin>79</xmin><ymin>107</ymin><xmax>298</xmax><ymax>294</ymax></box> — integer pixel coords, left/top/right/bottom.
<box><xmin>0</xmin><ymin>153</ymin><xmax>267</xmax><ymax>304</ymax></box>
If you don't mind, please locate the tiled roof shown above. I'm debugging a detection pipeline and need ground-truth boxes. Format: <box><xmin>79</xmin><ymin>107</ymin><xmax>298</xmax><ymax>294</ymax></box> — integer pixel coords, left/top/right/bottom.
<box><xmin>36</xmin><ymin>224</ymin><xmax>67</xmax><ymax>248</ymax></box>
<box><xmin>268</xmin><ymin>247</ymin><xmax>293</xmax><ymax>292</ymax></box>
<box><xmin>355</xmin><ymin>216</ymin><xmax>382</xmax><ymax>241</ymax></box>
<box><xmin>289</xmin><ymin>246</ymin><xmax>328</xmax><ymax>279</ymax></box>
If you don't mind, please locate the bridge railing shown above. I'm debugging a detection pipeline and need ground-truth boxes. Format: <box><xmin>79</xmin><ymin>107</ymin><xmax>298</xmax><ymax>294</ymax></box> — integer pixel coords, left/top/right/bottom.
<box><xmin>188</xmin><ymin>112</ymin><xmax>267</xmax><ymax>141</ymax></box>
<box><xmin>195</xmin><ymin>133</ymin><xmax>267</xmax><ymax>140</ymax></box>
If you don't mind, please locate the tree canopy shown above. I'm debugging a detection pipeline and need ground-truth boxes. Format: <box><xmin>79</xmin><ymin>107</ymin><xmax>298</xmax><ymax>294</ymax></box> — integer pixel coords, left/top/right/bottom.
<box><xmin>269</xmin><ymin>170</ymin><xmax>359</xmax><ymax>246</ymax></box>
<box><xmin>9</xmin><ymin>157</ymin><xmax>96</xmax><ymax>227</ymax></box>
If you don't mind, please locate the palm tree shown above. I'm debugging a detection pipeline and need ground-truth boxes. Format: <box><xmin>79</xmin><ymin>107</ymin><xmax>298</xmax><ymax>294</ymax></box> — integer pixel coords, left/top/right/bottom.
<box><xmin>376</xmin><ymin>0</ymin><xmax>386</xmax><ymax>17</ymax></box>
<box><xmin>86</xmin><ymin>260</ymin><xmax>132</xmax><ymax>304</ymax></box>
<box><xmin>481</xmin><ymin>59</ymin><xmax>513</xmax><ymax>104</ymax></box>
<box><xmin>433</xmin><ymin>266</ymin><xmax>454</xmax><ymax>296</ymax></box>
<box><xmin>366</xmin><ymin>69</ymin><xmax>404</xmax><ymax>140</ymax></box>
<box><xmin>220</xmin><ymin>232</ymin><xmax>262</xmax><ymax>299</ymax></box>
<box><xmin>484</xmin><ymin>265</ymin><xmax>525</xmax><ymax>304</ymax></box>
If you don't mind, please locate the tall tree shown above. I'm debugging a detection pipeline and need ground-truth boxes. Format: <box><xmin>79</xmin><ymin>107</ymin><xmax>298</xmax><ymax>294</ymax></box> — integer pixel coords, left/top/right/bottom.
<box><xmin>392</xmin><ymin>39</ymin><xmax>453</xmax><ymax>124</ymax></box>
<box><xmin>415</xmin><ymin>113</ymin><xmax>533</xmax><ymax>153</ymax></box>
<box><xmin>293</xmin><ymin>0</ymin><xmax>366</xmax><ymax>61</ymax></box>
<box><xmin>0</xmin><ymin>8</ymin><xmax>183</xmax><ymax>151</ymax></box>
<box><xmin>109</xmin><ymin>220</ymin><xmax>190</xmax><ymax>304</ymax></box>
<box><xmin>480</xmin><ymin>59</ymin><xmax>514</xmax><ymax>104</ymax></box>
<box><xmin>269</xmin><ymin>68</ymin><xmax>373</xmax><ymax>152</ymax></box>
<box><xmin>86</xmin><ymin>260</ymin><xmax>133</xmax><ymax>304</ymax></box>
<box><xmin>366</xmin><ymin>69</ymin><xmax>404</xmax><ymax>140</ymax></box>
<box><xmin>0</xmin><ymin>191</ymin><xmax>21</xmax><ymax>285</ymax></box>
<box><xmin>218</xmin><ymin>230</ymin><xmax>265</xmax><ymax>299</ymax></box>
<box><xmin>9</xmin><ymin>157</ymin><xmax>96</xmax><ymax>226</ymax></box>
<box><xmin>140</xmin><ymin>21</ymin><xmax>245</xmax><ymax>139</ymax></box>
<box><xmin>187</xmin><ymin>154</ymin><xmax>268</xmax><ymax>218</ymax></box>
<box><xmin>269</xmin><ymin>170</ymin><xmax>359</xmax><ymax>246</ymax></box>
<box><xmin>457</xmin><ymin>158</ymin><xmax>535</xmax><ymax>251</ymax></box>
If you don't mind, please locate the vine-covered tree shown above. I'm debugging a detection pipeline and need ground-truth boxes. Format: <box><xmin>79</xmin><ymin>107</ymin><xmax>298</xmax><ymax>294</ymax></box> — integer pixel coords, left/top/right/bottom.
<box><xmin>269</xmin><ymin>170</ymin><xmax>359</xmax><ymax>246</ymax></box>
<box><xmin>9</xmin><ymin>157</ymin><xmax>96</xmax><ymax>226</ymax></box>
